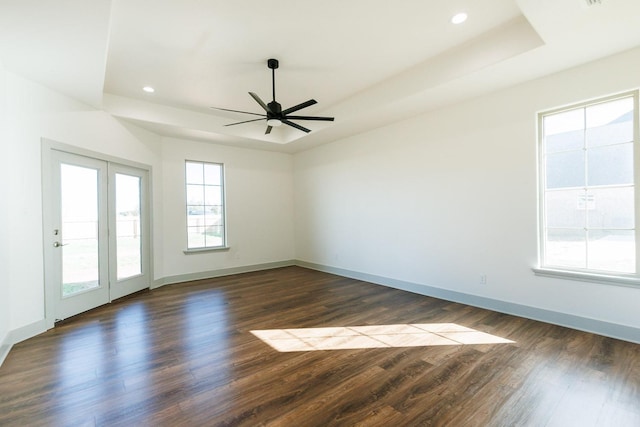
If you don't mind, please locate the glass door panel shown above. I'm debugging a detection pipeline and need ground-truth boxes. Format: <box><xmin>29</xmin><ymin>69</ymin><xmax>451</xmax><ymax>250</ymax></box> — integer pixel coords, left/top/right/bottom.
<box><xmin>60</xmin><ymin>164</ymin><xmax>100</xmax><ymax>297</ymax></box>
<box><xmin>115</xmin><ymin>173</ymin><xmax>142</xmax><ymax>280</ymax></box>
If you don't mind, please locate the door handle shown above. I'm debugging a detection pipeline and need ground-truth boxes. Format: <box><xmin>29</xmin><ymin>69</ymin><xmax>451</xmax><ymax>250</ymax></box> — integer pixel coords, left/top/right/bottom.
<box><xmin>53</xmin><ymin>241</ymin><xmax>68</xmax><ymax>248</ymax></box>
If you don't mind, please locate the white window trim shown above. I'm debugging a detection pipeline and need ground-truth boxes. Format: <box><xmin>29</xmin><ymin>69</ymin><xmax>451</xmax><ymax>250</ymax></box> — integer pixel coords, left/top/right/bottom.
<box><xmin>183</xmin><ymin>246</ymin><xmax>230</xmax><ymax>255</ymax></box>
<box><xmin>535</xmin><ymin>90</ymin><xmax>640</xmax><ymax>286</ymax></box>
<box><xmin>532</xmin><ymin>267</ymin><xmax>640</xmax><ymax>288</ymax></box>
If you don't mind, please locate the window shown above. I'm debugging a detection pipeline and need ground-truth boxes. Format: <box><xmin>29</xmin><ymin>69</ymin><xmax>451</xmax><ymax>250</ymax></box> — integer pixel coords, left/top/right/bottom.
<box><xmin>538</xmin><ymin>91</ymin><xmax>638</xmax><ymax>279</ymax></box>
<box><xmin>185</xmin><ymin>160</ymin><xmax>226</xmax><ymax>250</ymax></box>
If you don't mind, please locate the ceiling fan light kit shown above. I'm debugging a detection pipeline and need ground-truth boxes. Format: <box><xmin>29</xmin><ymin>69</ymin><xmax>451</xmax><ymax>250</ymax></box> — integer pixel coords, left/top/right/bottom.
<box><xmin>213</xmin><ymin>58</ymin><xmax>334</xmax><ymax>135</ymax></box>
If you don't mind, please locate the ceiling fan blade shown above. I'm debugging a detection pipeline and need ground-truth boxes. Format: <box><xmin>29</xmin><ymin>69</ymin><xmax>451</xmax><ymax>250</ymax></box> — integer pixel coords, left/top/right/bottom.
<box><xmin>249</xmin><ymin>92</ymin><xmax>272</xmax><ymax>113</ymax></box>
<box><xmin>282</xmin><ymin>119</ymin><xmax>311</xmax><ymax>133</ymax></box>
<box><xmin>284</xmin><ymin>115</ymin><xmax>334</xmax><ymax>121</ymax></box>
<box><xmin>224</xmin><ymin>118</ymin><xmax>267</xmax><ymax>127</ymax></box>
<box><xmin>281</xmin><ymin>99</ymin><xmax>317</xmax><ymax>115</ymax></box>
<box><xmin>211</xmin><ymin>107</ymin><xmax>266</xmax><ymax>117</ymax></box>
<box><xmin>265</xmin><ymin>126</ymin><xmax>273</xmax><ymax>135</ymax></box>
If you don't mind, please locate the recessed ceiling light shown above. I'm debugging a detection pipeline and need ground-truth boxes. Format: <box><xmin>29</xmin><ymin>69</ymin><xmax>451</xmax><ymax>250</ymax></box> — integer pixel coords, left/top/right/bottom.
<box><xmin>451</xmin><ymin>12</ymin><xmax>467</xmax><ymax>24</ymax></box>
<box><xmin>142</xmin><ymin>86</ymin><xmax>155</xmax><ymax>93</ymax></box>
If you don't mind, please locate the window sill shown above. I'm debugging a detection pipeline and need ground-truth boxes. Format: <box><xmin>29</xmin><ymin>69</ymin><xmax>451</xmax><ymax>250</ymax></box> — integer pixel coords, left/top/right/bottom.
<box><xmin>183</xmin><ymin>246</ymin><xmax>230</xmax><ymax>255</ymax></box>
<box><xmin>532</xmin><ymin>267</ymin><xmax>640</xmax><ymax>288</ymax></box>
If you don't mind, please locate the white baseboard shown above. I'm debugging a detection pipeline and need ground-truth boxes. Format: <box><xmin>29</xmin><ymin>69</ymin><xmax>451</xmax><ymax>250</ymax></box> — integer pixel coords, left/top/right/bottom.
<box><xmin>10</xmin><ymin>320</ymin><xmax>48</xmax><ymax>345</ymax></box>
<box><xmin>0</xmin><ymin>319</ymin><xmax>48</xmax><ymax>367</ymax></box>
<box><xmin>0</xmin><ymin>334</ymin><xmax>11</xmax><ymax>367</ymax></box>
<box><xmin>295</xmin><ymin>260</ymin><xmax>640</xmax><ymax>344</ymax></box>
<box><xmin>153</xmin><ymin>260</ymin><xmax>296</xmax><ymax>288</ymax></box>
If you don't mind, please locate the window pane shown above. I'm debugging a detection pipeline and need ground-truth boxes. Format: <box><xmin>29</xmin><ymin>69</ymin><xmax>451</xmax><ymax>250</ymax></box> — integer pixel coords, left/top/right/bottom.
<box><xmin>204</xmin><ymin>226</ymin><xmax>224</xmax><ymax>247</ymax></box>
<box><xmin>186</xmin><ymin>184</ymin><xmax>204</xmax><ymax>205</ymax></box>
<box><xmin>63</xmin><ymin>221</ymin><xmax>97</xmax><ymax>240</ymax></box>
<box><xmin>187</xmin><ymin>227</ymin><xmax>206</xmax><ymax>248</ymax></box>
<box><xmin>204</xmin><ymin>163</ymin><xmax>221</xmax><ymax>185</ymax></box>
<box><xmin>588</xmin><ymin>230</ymin><xmax>635</xmax><ymax>273</ymax></box>
<box><xmin>545</xmin><ymin>189</ymin><xmax>586</xmax><ymax>228</ymax></box>
<box><xmin>187</xmin><ymin>210</ymin><xmax>205</xmax><ymax>226</ymax></box>
<box><xmin>62</xmin><ymin>239</ymin><xmax>99</xmax><ymax>296</ymax></box>
<box><xmin>115</xmin><ymin>173</ymin><xmax>142</xmax><ymax>280</ymax></box>
<box><xmin>204</xmin><ymin>208</ymin><xmax>222</xmax><ymax>226</ymax></box>
<box><xmin>586</xmin><ymin>117</ymin><xmax>633</xmax><ymax>148</ymax></box>
<box><xmin>186</xmin><ymin>162</ymin><xmax>204</xmax><ymax>184</ymax></box>
<box><xmin>204</xmin><ymin>185</ymin><xmax>222</xmax><ymax>205</ymax></box>
<box><xmin>545</xmin><ymin>131</ymin><xmax>584</xmax><ymax>154</ymax></box>
<box><xmin>61</xmin><ymin>165</ymin><xmax>98</xmax><ymax>222</ymax></box>
<box><xmin>587</xmin><ymin>187</ymin><xmax>634</xmax><ymax>229</ymax></box>
<box><xmin>544</xmin><ymin>108</ymin><xmax>585</xmax><ymax>135</ymax></box>
<box><xmin>586</xmin><ymin>97</ymin><xmax>633</xmax><ymax>131</ymax></box>
<box><xmin>587</xmin><ymin>143</ymin><xmax>633</xmax><ymax>186</ymax></box>
<box><xmin>544</xmin><ymin>108</ymin><xmax>585</xmax><ymax>154</ymax></box>
<box><xmin>60</xmin><ymin>164</ymin><xmax>100</xmax><ymax>296</ymax></box>
<box><xmin>546</xmin><ymin>150</ymin><xmax>585</xmax><ymax>189</ymax></box>
<box><xmin>544</xmin><ymin>228</ymin><xmax>586</xmax><ymax>269</ymax></box>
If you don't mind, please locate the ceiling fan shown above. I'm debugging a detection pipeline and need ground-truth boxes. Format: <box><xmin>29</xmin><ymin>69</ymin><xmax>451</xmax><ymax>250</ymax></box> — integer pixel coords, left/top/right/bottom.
<box><xmin>212</xmin><ymin>58</ymin><xmax>334</xmax><ymax>134</ymax></box>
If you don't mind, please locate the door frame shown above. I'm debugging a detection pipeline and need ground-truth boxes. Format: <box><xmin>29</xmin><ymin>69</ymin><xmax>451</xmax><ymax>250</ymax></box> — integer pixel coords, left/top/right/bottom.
<box><xmin>41</xmin><ymin>139</ymin><xmax>154</xmax><ymax>328</ymax></box>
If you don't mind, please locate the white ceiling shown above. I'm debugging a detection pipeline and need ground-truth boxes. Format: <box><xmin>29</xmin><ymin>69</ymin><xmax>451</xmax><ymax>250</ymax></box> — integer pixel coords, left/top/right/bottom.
<box><xmin>2</xmin><ymin>0</ymin><xmax>640</xmax><ymax>153</ymax></box>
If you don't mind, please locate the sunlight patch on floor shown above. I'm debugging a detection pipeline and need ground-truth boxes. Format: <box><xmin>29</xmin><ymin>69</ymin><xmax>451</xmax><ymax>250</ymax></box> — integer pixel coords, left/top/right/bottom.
<box><xmin>250</xmin><ymin>323</ymin><xmax>515</xmax><ymax>352</ymax></box>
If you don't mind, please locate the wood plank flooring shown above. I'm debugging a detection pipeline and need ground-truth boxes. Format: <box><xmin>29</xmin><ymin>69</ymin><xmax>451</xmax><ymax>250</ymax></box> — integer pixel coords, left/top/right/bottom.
<box><xmin>0</xmin><ymin>266</ymin><xmax>639</xmax><ymax>426</ymax></box>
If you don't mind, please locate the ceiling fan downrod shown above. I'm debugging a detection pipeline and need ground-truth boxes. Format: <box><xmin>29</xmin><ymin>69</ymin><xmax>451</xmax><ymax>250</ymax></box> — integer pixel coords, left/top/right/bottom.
<box><xmin>268</xmin><ymin>58</ymin><xmax>279</xmax><ymax>103</ymax></box>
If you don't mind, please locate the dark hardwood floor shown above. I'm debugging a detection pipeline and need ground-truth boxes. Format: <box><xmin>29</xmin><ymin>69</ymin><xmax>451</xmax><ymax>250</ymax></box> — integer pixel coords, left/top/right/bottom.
<box><xmin>1</xmin><ymin>266</ymin><xmax>639</xmax><ymax>426</ymax></box>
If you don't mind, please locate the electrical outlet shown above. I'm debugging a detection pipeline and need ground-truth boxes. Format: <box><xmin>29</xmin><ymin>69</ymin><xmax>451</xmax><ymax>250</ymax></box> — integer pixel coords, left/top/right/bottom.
<box><xmin>480</xmin><ymin>274</ymin><xmax>487</xmax><ymax>285</ymax></box>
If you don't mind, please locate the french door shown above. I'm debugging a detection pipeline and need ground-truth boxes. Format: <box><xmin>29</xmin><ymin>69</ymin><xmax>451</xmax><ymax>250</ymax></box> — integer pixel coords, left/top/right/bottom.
<box><xmin>45</xmin><ymin>149</ymin><xmax>150</xmax><ymax>321</ymax></box>
<box><xmin>108</xmin><ymin>163</ymin><xmax>150</xmax><ymax>300</ymax></box>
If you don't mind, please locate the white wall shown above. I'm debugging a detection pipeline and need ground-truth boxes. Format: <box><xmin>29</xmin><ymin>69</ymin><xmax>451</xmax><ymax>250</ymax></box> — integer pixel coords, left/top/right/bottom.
<box><xmin>160</xmin><ymin>137</ymin><xmax>295</xmax><ymax>280</ymax></box>
<box><xmin>4</xmin><ymin>71</ymin><xmax>163</xmax><ymax>332</ymax></box>
<box><xmin>294</xmin><ymin>46</ymin><xmax>640</xmax><ymax>334</ymax></box>
<box><xmin>0</xmin><ymin>61</ymin><xmax>11</xmax><ymax>353</ymax></box>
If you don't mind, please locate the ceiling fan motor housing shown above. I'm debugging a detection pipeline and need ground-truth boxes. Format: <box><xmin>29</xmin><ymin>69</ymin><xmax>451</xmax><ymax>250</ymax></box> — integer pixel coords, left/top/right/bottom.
<box><xmin>267</xmin><ymin>101</ymin><xmax>282</xmax><ymax>116</ymax></box>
